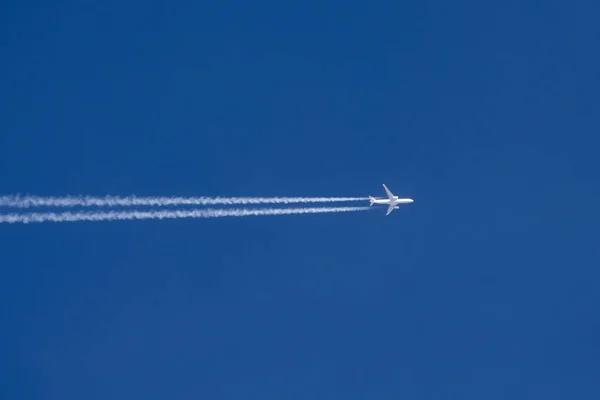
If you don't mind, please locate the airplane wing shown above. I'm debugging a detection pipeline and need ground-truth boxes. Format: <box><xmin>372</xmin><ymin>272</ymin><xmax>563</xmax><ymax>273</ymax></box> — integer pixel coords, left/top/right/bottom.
<box><xmin>382</xmin><ymin>184</ymin><xmax>395</xmax><ymax>200</ymax></box>
<box><xmin>386</xmin><ymin>204</ymin><xmax>395</xmax><ymax>216</ymax></box>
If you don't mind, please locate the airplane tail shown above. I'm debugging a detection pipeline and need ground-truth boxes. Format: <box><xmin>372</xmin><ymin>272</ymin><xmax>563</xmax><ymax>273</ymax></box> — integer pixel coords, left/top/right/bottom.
<box><xmin>369</xmin><ymin>196</ymin><xmax>376</xmax><ymax>206</ymax></box>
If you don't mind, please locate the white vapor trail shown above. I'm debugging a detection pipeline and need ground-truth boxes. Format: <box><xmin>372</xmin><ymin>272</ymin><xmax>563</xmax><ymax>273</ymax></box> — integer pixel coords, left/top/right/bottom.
<box><xmin>0</xmin><ymin>195</ymin><xmax>368</xmax><ymax>208</ymax></box>
<box><xmin>0</xmin><ymin>206</ymin><xmax>370</xmax><ymax>224</ymax></box>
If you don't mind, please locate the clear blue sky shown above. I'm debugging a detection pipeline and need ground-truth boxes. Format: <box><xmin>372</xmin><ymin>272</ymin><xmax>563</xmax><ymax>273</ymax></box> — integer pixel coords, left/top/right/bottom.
<box><xmin>1</xmin><ymin>0</ymin><xmax>599</xmax><ymax>398</ymax></box>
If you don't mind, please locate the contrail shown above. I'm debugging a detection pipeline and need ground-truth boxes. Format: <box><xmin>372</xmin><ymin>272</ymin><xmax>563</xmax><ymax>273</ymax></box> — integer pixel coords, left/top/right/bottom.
<box><xmin>0</xmin><ymin>195</ymin><xmax>368</xmax><ymax>208</ymax></box>
<box><xmin>0</xmin><ymin>206</ymin><xmax>370</xmax><ymax>224</ymax></box>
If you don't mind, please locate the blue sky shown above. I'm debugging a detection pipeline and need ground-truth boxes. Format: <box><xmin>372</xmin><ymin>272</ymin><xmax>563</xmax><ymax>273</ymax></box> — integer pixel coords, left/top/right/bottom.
<box><xmin>1</xmin><ymin>0</ymin><xmax>599</xmax><ymax>398</ymax></box>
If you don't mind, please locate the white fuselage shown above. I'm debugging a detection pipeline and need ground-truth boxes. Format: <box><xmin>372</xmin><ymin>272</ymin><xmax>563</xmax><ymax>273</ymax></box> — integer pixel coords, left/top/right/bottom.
<box><xmin>371</xmin><ymin>198</ymin><xmax>413</xmax><ymax>206</ymax></box>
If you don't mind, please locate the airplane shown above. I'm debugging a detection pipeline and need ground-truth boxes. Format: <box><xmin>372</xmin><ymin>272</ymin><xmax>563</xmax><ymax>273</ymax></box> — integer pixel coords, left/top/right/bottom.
<box><xmin>369</xmin><ymin>184</ymin><xmax>414</xmax><ymax>216</ymax></box>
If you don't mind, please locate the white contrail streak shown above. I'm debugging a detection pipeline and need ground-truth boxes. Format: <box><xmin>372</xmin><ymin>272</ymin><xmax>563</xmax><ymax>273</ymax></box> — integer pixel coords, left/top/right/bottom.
<box><xmin>0</xmin><ymin>206</ymin><xmax>370</xmax><ymax>224</ymax></box>
<box><xmin>0</xmin><ymin>195</ymin><xmax>368</xmax><ymax>208</ymax></box>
